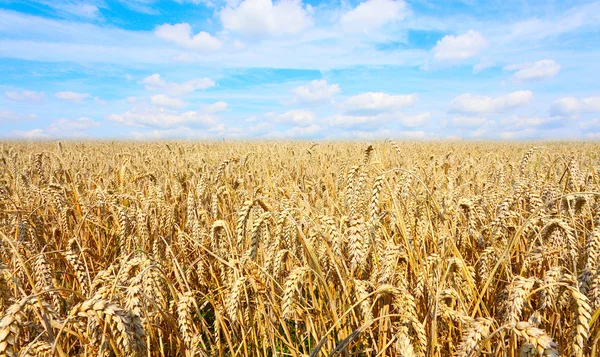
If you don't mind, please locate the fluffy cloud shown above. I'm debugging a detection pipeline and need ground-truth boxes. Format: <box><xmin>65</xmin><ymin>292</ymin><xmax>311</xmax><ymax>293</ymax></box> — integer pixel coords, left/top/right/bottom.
<box><xmin>329</xmin><ymin>128</ymin><xmax>390</xmax><ymax>139</ymax></box>
<box><xmin>106</xmin><ymin>106</ymin><xmax>219</xmax><ymax>129</ymax></box>
<box><xmin>58</xmin><ymin>3</ymin><xmax>100</xmax><ymax>18</ymax></box>
<box><xmin>204</xmin><ymin>101</ymin><xmax>228</xmax><ymax>113</ymax></box>
<box><xmin>26</xmin><ymin>1</ymin><xmax>101</xmax><ymax>19</ymax></box>
<box><xmin>0</xmin><ymin>9</ymin><xmax>427</xmax><ymax>68</ymax></box>
<box><xmin>9</xmin><ymin>117</ymin><xmax>99</xmax><ymax>138</ymax></box>
<box><xmin>433</xmin><ymin>30</ymin><xmax>488</xmax><ymax>61</ymax></box>
<box><xmin>498</xmin><ymin>129</ymin><xmax>539</xmax><ymax>140</ymax></box>
<box><xmin>5</xmin><ymin>90</ymin><xmax>45</xmax><ymax>103</ymax></box>
<box><xmin>55</xmin><ymin>91</ymin><xmax>90</xmax><ymax>104</ymax></box>
<box><xmin>328</xmin><ymin>111</ymin><xmax>428</xmax><ymax>129</ymax></box>
<box><xmin>270</xmin><ymin>109</ymin><xmax>316</xmax><ymax>126</ymax></box>
<box><xmin>473</xmin><ymin>58</ymin><xmax>495</xmax><ymax>73</ymax></box>
<box><xmin>94</xmin><ymin>96</ymin><xmax>106</xmax><ymax>105</ymax></box>
<box><xmin>450</xmin><ymin>90</ymin><xmax>533</xmax><ymax>114</ymax></box>
<box><xmin>220</xmin><ymin>0</ymin><xmax>312</xmax><ymax>38</ymax></box>
<box><xmin>498</xmin><ymin>115</ymin><xmax>563</xmax><ymax>130</ymax></box>
<box><xmin>507</xmin><ymin>3</ymin><xmax>600</xmax><ymax>42</ymax></box>
<box><xmin>47</xmin><ymin>117</ymin><xmax>100</xmax><ymax>137</ymax></box>
<box><xmin>449</xmin><ymin>115</ymin><xmax>488</xmax><ymax>128</ymax></box>
<box><xmin>328</xmin><ymin>96</ymin><xmax>421</xmax><ymax>129</ymax></box>
<box><xmin>141</xmin><ymin>74</ymin><xmax>215</xmax><ymax>97</ymax></box>
<box><xmin>151</xmin><ymin>94</ymin><xmax>187</xmax><ymax>108</ymax></box>
<box><xmin>155</xmin><ymin>23</ymin><xmax>222</xmax><ymax>51</ymax></box>
<box><xmin>340</xmin><ymin>0</ymin><xmax>408</xmax><ymax>33</ymax></box>
<box><xmin>130</xmin><ymin>125</ymin><xmax>228</xmax><ymax>139</ymax></box>
<box><xmin>248</xmin><ymin>121</ymin><xmax>272</xmax><ymax>134</ymax></box>
<box><xmin>141</xmin><ymin>74</ymin><xmax>165</xmax><ymax>87</ymax></box>
<box><xmin>342</xmin><ymin>92</ymin><xmax>417</xmax><ymax>115</ymax></box>
<box><xmin>327</xmin><ymin>114</ymin><xmax>385</xmax><ymax>128</ymax></box>
<box><xmin>585</xmin><ymin>132</ymin><xmax>600</xmax><ymax>139</ymax></box>
<box><xmin>291</xmin><ymin>80</ymin><xmax>340</xmax><ymax>105</ymax></box>
<box><xmin>580</xmin><ymin>118</ymin><xmax>600</xmax><ymax>130</ymax></box>
<box><xmin>10</xmin><ymin>129</ymin><xmax>49</xmax><ymax>139</ymax></box>
<box><xmin>0</xmin><ymin>110</ymin><xmax>37</xmax><ymax>123</ymax></box>
<box><xmin>332</xmin><ymin>128</ymin><xmax>425</xmax><ymax>140</ymax></box>
<box><xmin>395</xmin><ymin>130</ymin><xmax>426</xmax><ymax>139</ymax></box>
<box><xmin>550</xmin><ymin>96</ymin><xmax>600</xmax><ymax>117</ymax></box>
<box><xmin>504</xmin><ymin>59</ymin><xmax>560</xmax><ymax>82</ymax></box>
<box><xmin>400</xmin><ymin>112</ymin><xmax>430</xmax><ymax>127</ymax></box>
<box><xmin>264</xmin><ymin>124</ymin><xmax>321</xmax><ymax>138</ymax></box>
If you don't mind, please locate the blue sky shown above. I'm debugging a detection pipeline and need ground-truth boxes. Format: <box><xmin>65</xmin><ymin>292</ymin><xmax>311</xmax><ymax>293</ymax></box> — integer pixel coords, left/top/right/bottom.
<box><xmin>0</xmin><ymin>0</ymin><xmax>599</xmax><ymax>140</ymax></box>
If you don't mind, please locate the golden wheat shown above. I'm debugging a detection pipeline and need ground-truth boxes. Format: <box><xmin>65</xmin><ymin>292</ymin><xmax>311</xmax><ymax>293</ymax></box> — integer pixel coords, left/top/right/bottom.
<box><xmin>1</xmin><ymin>141</ymin><xmax>600</xmax><ymax>356</ymax></box>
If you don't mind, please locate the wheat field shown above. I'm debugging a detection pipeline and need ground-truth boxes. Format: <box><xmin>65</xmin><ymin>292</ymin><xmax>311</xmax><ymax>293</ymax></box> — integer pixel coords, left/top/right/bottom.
<box><xmin>1</xmin><ymin>140</ymin><xmax>599</xmax><ymax>357</ymax></box>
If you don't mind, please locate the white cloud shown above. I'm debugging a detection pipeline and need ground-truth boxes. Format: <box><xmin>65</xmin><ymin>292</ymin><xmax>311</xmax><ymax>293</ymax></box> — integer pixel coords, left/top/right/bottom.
<box><xmin>248</xmin><ymin>121</ymin><xmax>272</xmax><ymax>134</ymax></box>
<box><xmin>130</xmin><ymin>125</ymin><xmax>228</xmax><ymax>139</ymax></box>
<box><xmin>155</xmin><ymin>23</ymin><xmax>222</xmax><ymax>51</ymax></box>
<box><xmin>141</xmin><ymin>74</ymin><xmax>165</xmax><ymax>87</ymax></box>
<box><xmin>0</xmin><ymin>110</ymin><xmax>37</xmax><ymax>123</ymax></box>
<box><xmin>498</xmin><ymin>128</ymin><xmax>538</xmax><ymax>140</ymax></box>
<box><xmin>114</xmin><ymin>0</ymin><xmax>158</xmax><ymax>14</ymax></box>
<box><xmin>106</xmin><ymin>106</ymin><xmax>219</xmax><ymax>129</ymax></box>
<box><xmin>473</xmin><ymin>58</ymin><xmax>495</xmax><ymax>73</ymax></box>
<box><xmin>94</xmin><ymin>96</ymin><xmax>106</xmax><ymax>105</ymax></box>
<box><xmin>506</xmin><ymin>3</ymin><xmax>600</xmax><ymax>42</ymax></box>
<box><xmin>340</xmin><ymin>0</ymin><xmax>408</xmax><ymax>33</ymax></box>
<box><xmin>232</xmin><ymin>40</ymin><xmax>245</xmax><ymax>49</ymax></box>
<box><xmin>433</xmin><ymin>30</ymin><xmax>488</xmax><ymax>61</ymax></box>
<box><xmin>55</xmin><ymin>91</ymin><xmax>90</xmax><ymax>104</ymax></box>
<box><xmin>331</xmin><ymin>128</ymin><xmax>391</xmax><ymax>139</ymax></box>
<box><xmin>328</xmin><ymin>106</ymin><xmax>425</xmax><ymax>130</ymax></box>
<box><xmin>10</xmin><ymin>129</ymin><xmax>49</xmax><ymax>139</ymax></box>
<box><xmin>0</xmin><ymin>9</ymin><xmax>428</xmax><ymax>68</ymax></box>
<box><xmin>504</xmin><ymin>59</ymin><xmax>560</xmax><ymax>82</ymax></box>
<box><xmin>29</xmin><ymin>1</ymin><xmax>102</xmax><ymax>19</ymax></box>
<box><xmin>400</xmin><ymin>112</ymin><xmax>430</xmax><ymax>127</ymax></box>
<box><xmin>141</xmin><ymin>73</ymin><xmax>215</xmax><ymax>96</ymax></box>
<box><xmin>580</xmin><ymin>118</ymin><xmax>600</xmax><ymax>130</ymax></box>
<box><xmin>59</xmin><ymin>3</ymin><xmax>100</xmax><ymax>19</ymax></box>
<box><xmin>172</xmin><ymin>53</ymin><xmax>195</xmax><ymax>62</ymax></box>
<box><xmin>327</xmin><ymin>114</ymin><xmax>382</xmax><ymax>128</ymax></box>
<box><xmin>8</xmin><ymin>117</ymin><xmax>99</xmax><ymax>138</ymax></box>
<box><xmin>450</xmin><ymin>90</ymin><xmax>533</xmax><ymax>114</ymax></box>
<box><xmin>550</xmin><ymin>97</ymin><xmax>579</xmax><ymax>116</ymax></box>
<box><xmin>469</xmin><ymin>128</ymin><xmax>488</xmax><ymax>138</ymax></box>
<box><xmin>291</xmin><ymin>80</ymin><xmax>340</xmax><ymax>105</ymax></box>
<box><xmin>342</xmin><ymin>92</ymin><xmax>417</xmax><ymax>115</ymax></box>
<box><xmin>1</xmin><ymin>3</ymin><xmax>595</xmax><ymax>72</ymax></box>
<box><xmin>127</xmin><ymin>96</ymin><xmax>137</xmax><ymax>103</ymax></box>
<box><xmin>220</xmin><ymin>0</ymin><xmax>312</xmax><ymax>38</ymax></box>
<box><xmin>585</xmin><ymin>132</ymin><xmax>600</xmax><ymax>139</ymax></box>
<box><xmin>396</xmin><ymin>130</ymin><xmax>426</xmax><ymax>139</ymax></box>
<box><xmin>550</xmin><ymin>96</ymin><xmax>600</xmax><ymax>117</ymax></box>
<box><xmin>499</xmin><ymin>115</ymin><xmax>562</xmax><ymax>130</ymax></box>
<box><xmin>5</xmin><ymin>90</ymin><xmax>45</xmax><ymax>103</ymax></box>
<box><xmin>333</xmin><ymin>128</ymin><xmax>425</xmax><ymax>140</ymax></box>
<box><xmin>449</xmin><ymin>115</ymin><xmax>488</xmax><ymax>128</ymax></box>
<box><xmin>47</xmin><ymin>117</ymin><xmax>100</xmax><ymax>137</ymax></box>
<box><xmin>264</xmin><ymin>124</ymin><xmax>321</xmax><ymax>138</ymax></box>
<box><xmin>204</xmin><ymin>101</ymin><xmax>228</xmax><ymax>113</ymax></box>
<box><xmin>269</xmin><ymin>109</ymin><xmax>316</xmax><ymax>126</ymax></box>
<box><xmin>151</xmin><ymin>94</ymin><xmax>187</xmax><ymax>108</ymax></box>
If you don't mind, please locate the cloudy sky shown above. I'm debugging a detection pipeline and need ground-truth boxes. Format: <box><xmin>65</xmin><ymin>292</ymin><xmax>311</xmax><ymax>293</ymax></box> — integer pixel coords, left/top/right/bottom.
<box><xmin>0</xmin><ymin>0</ymin><xmax>599</xmax><ymax>140</ymax></box>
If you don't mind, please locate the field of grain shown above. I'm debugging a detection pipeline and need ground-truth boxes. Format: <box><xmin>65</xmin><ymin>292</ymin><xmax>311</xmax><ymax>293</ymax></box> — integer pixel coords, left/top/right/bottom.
<box><xmin>1</xmin><ymin>141</ymin><xmax>600</xmax><ymax>356</ymax></box>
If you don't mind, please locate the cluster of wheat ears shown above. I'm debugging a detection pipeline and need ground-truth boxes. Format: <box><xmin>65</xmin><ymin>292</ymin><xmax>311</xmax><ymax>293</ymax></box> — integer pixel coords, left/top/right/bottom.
<box><xmin>1</xmin><ymin>140</ymin><xmax>600</xmax><ymax>357</ymax></box>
